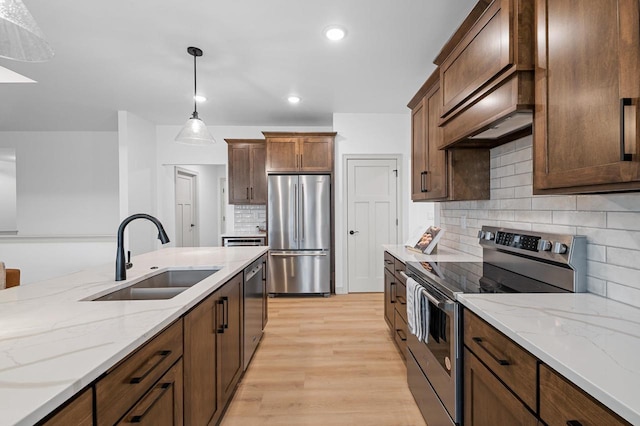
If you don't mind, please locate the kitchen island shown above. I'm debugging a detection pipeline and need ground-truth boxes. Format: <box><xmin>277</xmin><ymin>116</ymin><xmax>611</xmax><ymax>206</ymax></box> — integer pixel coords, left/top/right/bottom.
<box><xmin>0</xmin><ymin>246</ymin><xmax>268</xmax><ymax>426</ymax></box>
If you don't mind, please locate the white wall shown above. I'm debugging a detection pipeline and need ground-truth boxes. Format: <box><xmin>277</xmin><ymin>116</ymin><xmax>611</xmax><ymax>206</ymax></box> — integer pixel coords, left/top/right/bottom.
<box><xmin>118</xmin><ymin>112</ymin><xmax>159</xmax><ymax>255</ymax></box>
<box><xmin>332</xmin><ymin>113</ymin><xmax>436</xmax><ymax>293</ymax></box>
<box><xmin>439</xmin><ymin>135</ymin><xmax>640</xmax><ymax>309</ymax></box>
<box><xmin>0</xmin><ymin>131</ymin><xmax>119</xmax><ymax>283</ymax></box>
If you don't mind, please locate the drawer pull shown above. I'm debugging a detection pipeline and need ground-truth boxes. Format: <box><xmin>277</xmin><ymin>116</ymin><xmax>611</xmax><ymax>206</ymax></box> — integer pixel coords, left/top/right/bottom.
<box><xmin>566</xmin><ymin>422</ymin><xmax>582</xmax><ymax>426</ymax></box>
<box><xmin>396</xmin><ymin>329</ymin><xmax>407</xmax><ymax>341</ymax></box>
<box><xmin>396</xmin><ymin>295</ymin><xmax>406</xmax><ymax>305</ymax></box>
<box><xmin>129</xmin><ymin>350</ymin><xmax>172</xmax><ymax>384</ymax></box>
<box><xmin>129</xmin><ymin>382</ymin><xmax>172</xmax><ymax>423</ymax></box>
<box><xmin>217</xmin><ymin>299</ymin><xmax>225</xmax><ymax>334</ymax></box>
<box><xmin>472</xmin><ymin>337</ymin><xmax>510</xmax><ymax>365</ymax></box>
<box><xmin>222</xmin><ymin>296</ymin><xmax>229</xmax><ymax>329</ymax></box>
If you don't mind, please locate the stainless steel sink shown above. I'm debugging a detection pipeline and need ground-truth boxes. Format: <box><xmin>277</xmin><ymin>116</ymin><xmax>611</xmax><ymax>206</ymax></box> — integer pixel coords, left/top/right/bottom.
<box><xmin>91</xmin><ymin>269</ymin><xmax>220</xmax><ymax>301</ymax></box>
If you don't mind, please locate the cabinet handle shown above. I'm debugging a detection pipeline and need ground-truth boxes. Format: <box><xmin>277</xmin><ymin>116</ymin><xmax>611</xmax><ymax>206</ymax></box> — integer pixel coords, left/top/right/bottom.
<box><xmin>217</xmin><ymin>300</ymin><xmax>225</xmax><ymax>334</ymax></box>
<box><xmin>250</xmin><ymin>187</ymin><xmax>253</xmax><ymax>200</ymax></box>
<box><xmin>620</xmin><ymin>98</ymin><xmax>635</xmax><ymax>161</ymax></box>
<box><xmin>421</xmin><ymin>171</ymin><xmax>429</xmax><ymax>192</ymax></box>
<box><xmin>472</xmin><ymin>337</ymin><xmax>510</xmax><ymax>365</ymax></box>
<box><xmin>566</xmin><ymin>421</ymin><xmax>582</xmax><ymax>426</ymax></box>
<box><xmin>300</xmin><ymin>154</ymin><xmax>303</xmax><ymax>168</ymax></box>
<box><xmin>384</xmin><ymin>260</ymin><xmax>394</xmax><ymax>265</ymax></box>
<box><xmin>390</xmin><ymin>282</ymin><xmax>396</xmax><ymax>303</ymax></box>
<box><xmin>129</xmin><ymin>350</ymin><xmax>172</xmax><ymax>384</ymax></box>
<box><xmin>223</xmin><ymin>296</ymin><xmax>229</xmax><ymax>329</ymax></box>
<box><xmin>396</xmin><ymin>295</ymin><xmax>406</xmax><ymax>305</ymax></box>
<box><xmin>246</xmin><ymin>187</ymin><xmax>250</xmax><ymax>199</ymax></box>
<box><xmin>396</xmin><ymin>329</ymin><xmax>407</xmax><ymax>341</ymax></box>
<box><xmin>129</xmin><ymin>382</ymin><xmax>172</xmax><ymax>423</ymax></box>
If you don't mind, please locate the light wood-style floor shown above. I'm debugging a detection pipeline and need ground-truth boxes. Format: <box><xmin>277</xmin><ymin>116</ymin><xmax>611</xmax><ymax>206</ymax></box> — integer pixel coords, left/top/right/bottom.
<box><xmin>221</xmin><ymin>293</ymin><xmax>427</xmax><ymax>425</ymax></box>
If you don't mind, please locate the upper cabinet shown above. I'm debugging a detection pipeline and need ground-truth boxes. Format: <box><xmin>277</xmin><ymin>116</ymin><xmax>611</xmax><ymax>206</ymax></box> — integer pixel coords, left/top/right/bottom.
<box><xmin>263</xmin><ymin>132</ymin><xmax>336</xmax><ymax>173</ymax></box>
<box><xmin>226</xmin><ymin>139</ymin><xmax>267</xmax><ymax>204</ymax></box>
<box><xmin>435</xmin><ymin>0</ymin><xmax>535</xmax><ymax>149</ymax></box>
<box><xmin>533</xmin><ymin>0</ymin><xmax>640</xmax><ymax>194</ymax></box>
<box><xmin>409</xmin><ymin>70</ymin><xmax>490</xmax><ymax>202</ymax></box>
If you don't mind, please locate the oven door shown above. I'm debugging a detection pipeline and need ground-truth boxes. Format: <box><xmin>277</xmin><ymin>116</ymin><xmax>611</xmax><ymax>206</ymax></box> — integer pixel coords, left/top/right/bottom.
<box><xmin>405</xmin><ymin>275</ymin><xmax>460</xmax><ymax>425</ymax></box>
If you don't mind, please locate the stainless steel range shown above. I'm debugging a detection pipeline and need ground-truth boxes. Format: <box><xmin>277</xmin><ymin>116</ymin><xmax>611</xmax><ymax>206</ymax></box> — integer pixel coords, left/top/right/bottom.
<box><xmin>403</xmin><ymin>226</ymin><xmax>586</xmax><ymax>426</ymax></box>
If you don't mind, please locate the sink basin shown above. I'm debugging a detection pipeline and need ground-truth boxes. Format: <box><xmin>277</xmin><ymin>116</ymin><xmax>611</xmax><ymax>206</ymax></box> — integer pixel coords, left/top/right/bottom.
<box><xmin>91</xmin><ymin>269</ymin><xmax>220</xmax><ymax>301</ymax></box>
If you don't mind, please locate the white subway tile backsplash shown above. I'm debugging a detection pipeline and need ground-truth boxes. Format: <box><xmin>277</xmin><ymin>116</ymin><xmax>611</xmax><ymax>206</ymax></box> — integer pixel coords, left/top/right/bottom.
<box><xmin>552</xmin><ymin>211</ymin><xmax>606</xmax><ymax>228</ymax></box>
<box><xmin>234</xmin><ymin>205</ymin><xmax>266</xmax><ymax>233</ymax></box>
<box><xmin>437</xmin><ymin>136</ymin><xmax>640</xmax><ymax>308</ymax></box>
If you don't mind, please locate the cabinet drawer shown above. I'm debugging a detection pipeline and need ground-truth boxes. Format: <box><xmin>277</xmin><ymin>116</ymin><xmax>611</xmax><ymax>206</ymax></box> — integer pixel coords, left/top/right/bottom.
<box><xmin>539</xmin><ymin>364</ymin><xmax>630</xmax><ymax>426</ymax></box>
<box><xmin>41</xmin><ymin>387</ymin><xmax>93</xmax><ymax>426</ymax></box>
<box><xmin>393</xmin><ymin>309</ymin><xmax>408</xmax><ymax>359</ymax></box>
<box><xmin>384</xmin><ymin>251</ymin><xmax>395</xmax><ymax>272</ymax></box>
<box><xmin>463</xmin><ymin>310</ymin><xmax>537</xmax><ymax>411</ymax></box>
<box><xmin>96</xmin><ymin>319</ymin><xmax>183</xmax><ymax>426</ymax></box>
<box><xmin>394</xmin><ymin>258</ymin><xmax>406</xmax><ymax>283</ymax></box>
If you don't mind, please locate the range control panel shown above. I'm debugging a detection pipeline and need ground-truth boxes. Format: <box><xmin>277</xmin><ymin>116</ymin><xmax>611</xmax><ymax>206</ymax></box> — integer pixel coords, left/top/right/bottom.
<box><xmin>495</xmin><ymin>231</ymin><xmax>540</xmax><ymax>252</ymax></box>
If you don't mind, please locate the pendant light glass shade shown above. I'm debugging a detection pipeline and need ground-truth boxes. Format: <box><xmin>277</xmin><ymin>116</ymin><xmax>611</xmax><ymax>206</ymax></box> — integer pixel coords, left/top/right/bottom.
<box><xmin>175</xmin><ymin>46</ymin><xmax>215</xmax><ymax>145</ymax></box>
<box><xmin>0</xmin><ymin>0</ymin><xmax>54</xmax><ymax>62</ymax></box>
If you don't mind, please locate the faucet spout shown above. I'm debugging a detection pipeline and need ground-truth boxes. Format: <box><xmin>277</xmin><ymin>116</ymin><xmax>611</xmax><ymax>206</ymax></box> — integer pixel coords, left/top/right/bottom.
<box><xmin>116</xmin><ymin>214</ymin><xmax>170</xmax><ymax>281</ymax></box>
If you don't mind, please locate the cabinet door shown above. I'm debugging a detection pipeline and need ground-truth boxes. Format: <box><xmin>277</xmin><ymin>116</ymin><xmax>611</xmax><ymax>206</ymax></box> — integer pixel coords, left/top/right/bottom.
<box><xmin>183</xmin><ymin>293</ymin><xmax>218</xmax><ymax>426</ymax></box>
<box><xmin>217</xmin><ymin>273</ymin><xmax>243</xmax><ymax>409</ymax></box>
<box><xmin>411</xmin><ymin>96</ymin><xmax>428</xmax><ymax>201</ymax></box>
<box><xmin>117</xmin><ymin>359</ymin><xmax>183</xmax><ymax>426</ymax></box>
<box><xmin>464</xmin><ymin>348</ymin><xmax>538</xmax><ymax>426</ymax></box>
<box><xmin>534</xmin><ymin>0</ymin><xmax>640</xmax><ymax>193</ymax></box>
<box><xmin>383</xmin><ymin>267</ymin><xmax>395</xmax><ymax>329</ymax></box>
<box><xmin>42</xmin><ymin>388</ymin><xmax>92</xmax><ymax>426</ymax></box>
<box><xmin>228</xmin><ymin>144</ymin><xmax>251</xmax><ymax>204</ymax></box>
<box><xmin>250</xmin><ymin>144</ymin><xmax>267</xmax><ymax>204</ymax></box>
<box><xmin>266</xmin><ymin>138</ymin><xmax>299</xmax><ymax>172</ymax></box>
<box><xmin>425</xmin><ymin>86</ymin><xmax>448</xmax><ymax>199</ymax></box>
<box><xmin>299</xmin><ymin>137</ymin><xmax>333</xmax><ymax>172</ymax></box>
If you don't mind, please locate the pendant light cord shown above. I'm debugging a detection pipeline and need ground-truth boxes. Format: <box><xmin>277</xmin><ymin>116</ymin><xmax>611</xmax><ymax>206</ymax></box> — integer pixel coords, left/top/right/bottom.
<box><xmin>193</xmin><ymin>52</ymin><xmax>198</xmax><ymax>115</ymax></box>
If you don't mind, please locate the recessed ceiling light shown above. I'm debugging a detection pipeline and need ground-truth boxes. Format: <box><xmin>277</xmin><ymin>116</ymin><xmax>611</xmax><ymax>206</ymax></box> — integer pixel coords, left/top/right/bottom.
<box><xmin>324</xmin><ymin>26</ymin><xmax>346</xmax><ymax>41</ymax></box>
<box><xmin>194</xmin><ymin>94</ymin><xmax>207</xmax><ymax>103</ymax></box>
<box><xmin>288</xmin><ymin>96</ymin><xmax>301</xmax><ymax>104</ymax></box>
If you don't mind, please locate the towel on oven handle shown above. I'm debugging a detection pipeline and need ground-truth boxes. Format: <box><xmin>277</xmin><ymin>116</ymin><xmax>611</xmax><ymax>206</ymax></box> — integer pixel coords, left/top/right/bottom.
<box><xmin>406</xmin><ymin>277</ymin><xmax>430</xmax><ymax>343</ymax></box>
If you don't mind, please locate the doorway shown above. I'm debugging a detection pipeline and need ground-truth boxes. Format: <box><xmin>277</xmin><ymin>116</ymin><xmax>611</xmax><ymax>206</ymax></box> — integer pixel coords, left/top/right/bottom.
<box><xmin>175</xmin><ymin>167</ymin><xmax>199</xmax><ymax>247</ymax></box>
<box><xmin>346</xmin><ymin>157</ymin><xmax>400</xmax><ymax>293</ymax></box>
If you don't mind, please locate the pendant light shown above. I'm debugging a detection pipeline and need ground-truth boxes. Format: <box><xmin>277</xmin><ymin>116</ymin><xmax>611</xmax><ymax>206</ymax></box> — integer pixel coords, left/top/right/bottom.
<box><xmin>175</xmin><ymin>46</ymin><xmax>215</xmax><ymax>145</ymax></box>
<box><xmin>0</xmin><ymin>0</ymin><xmax>54</xmax><ymax>62</ymax></box>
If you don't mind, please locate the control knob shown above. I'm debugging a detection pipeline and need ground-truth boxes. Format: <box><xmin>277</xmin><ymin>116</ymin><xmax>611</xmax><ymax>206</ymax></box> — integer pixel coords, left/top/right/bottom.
<box><xmin>537</xmin><ymin>239</ymin><xmax>552</xmax><ymax>251</ymax></box>
<box><xmin>553</xmin><ymin>242</ymin><xmax>568</xmax><ymax>254</ymax></box>
<box><xmin>484</xmin><ymin>231</ymin><xmax>494</xmax><ymax>241</ymax></box>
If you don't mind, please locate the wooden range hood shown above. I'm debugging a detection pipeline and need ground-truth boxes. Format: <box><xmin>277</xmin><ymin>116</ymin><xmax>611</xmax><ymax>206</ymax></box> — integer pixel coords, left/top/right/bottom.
<box><xmin>433</xmin><ymin>0</ymin><xmax>535</xmax><ymax>149</ymax></box>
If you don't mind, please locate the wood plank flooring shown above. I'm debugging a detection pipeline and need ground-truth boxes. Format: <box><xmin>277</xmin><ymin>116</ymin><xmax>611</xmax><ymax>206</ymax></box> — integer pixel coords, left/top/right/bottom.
<box><xmin>221</xmin><ymin>293</ymin><xmax>426</xmax><ymax>425</ymax></box>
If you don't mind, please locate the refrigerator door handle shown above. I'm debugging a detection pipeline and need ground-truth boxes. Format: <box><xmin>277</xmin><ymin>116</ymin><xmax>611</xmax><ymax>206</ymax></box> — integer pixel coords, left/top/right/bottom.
<box><xmin>293</xmin><ymin>183</ymin><xmax>298</xmax><ymax>242</ymax></box>
<box><xmin>300</xmin><ymin>183</ymin><xmax>305</xmax><ymax>242</ymax></box>
<box><xmin>270</xmin><ymin>251</ymin><xmax>328</xmax><ymax>257</ymax></box>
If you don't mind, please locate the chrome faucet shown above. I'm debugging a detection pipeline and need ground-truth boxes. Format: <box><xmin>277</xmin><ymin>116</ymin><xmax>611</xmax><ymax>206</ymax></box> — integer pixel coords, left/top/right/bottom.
<box><xmin>116</xmin><ymin>214</ymin><xmax>170</xmax><ymax>281</ymax></box>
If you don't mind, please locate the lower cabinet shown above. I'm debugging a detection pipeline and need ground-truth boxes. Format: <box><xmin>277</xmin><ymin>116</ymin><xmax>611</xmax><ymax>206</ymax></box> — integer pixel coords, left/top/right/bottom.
<box><xmin>383</xmin><ymin>251</ymin><xmax>407</xmax><ymax>360</ymax></box>
<box><xmin>41</xmin><ymin>387</ymin><xmax>93</xmax><ymax>426</ymax></box>
<box><xmin>463</xmin><ymin>309</ymin><xmax>631</xmax><ymax>426</ymax></box>
<box><xmin>184</xmin><ymin>271</ymin><xmax>243</xmax><ymax>426</ymax></box>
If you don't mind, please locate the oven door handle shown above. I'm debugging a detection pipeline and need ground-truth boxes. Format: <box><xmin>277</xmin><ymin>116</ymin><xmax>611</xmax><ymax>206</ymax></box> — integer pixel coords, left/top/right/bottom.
<box><xmin>401</xmin><ymin>272</ymin><xmax>455</xmax><ymax>312</ymax></box>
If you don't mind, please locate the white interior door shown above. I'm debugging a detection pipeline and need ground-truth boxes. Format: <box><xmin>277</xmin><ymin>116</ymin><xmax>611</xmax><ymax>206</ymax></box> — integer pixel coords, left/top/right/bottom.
<box><xmin>347</xmin><ymin>158</ymin><xmax>398</xmax><ymax>292</ymax></box>
<box><xmin>175</xmin><ymin>168</ymin><xmax>198</xmax><ymax>247</ymax></box>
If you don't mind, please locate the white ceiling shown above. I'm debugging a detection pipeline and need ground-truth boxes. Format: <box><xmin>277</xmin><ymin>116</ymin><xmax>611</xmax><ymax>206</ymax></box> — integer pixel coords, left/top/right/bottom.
<box><xmin>0</xmin><ymin>0</ymin><xmax>477</xmax><ymax>131</ymax></box>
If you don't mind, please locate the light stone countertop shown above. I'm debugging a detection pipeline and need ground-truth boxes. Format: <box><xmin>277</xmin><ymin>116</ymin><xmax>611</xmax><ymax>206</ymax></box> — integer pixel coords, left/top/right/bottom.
<box><xmin>382</xmin><ymin>244</ymin><xmax>482</xmax><ymax>264</ymax></box>
<box><xmin>458</xmin><ymin>293</ymin><xmax>640</xmax><ymax>425</ymax></box>
<box><xmin>0</xmin><ymin>246</ymin><xmax>268</xmax><ymax>426</ymax></box>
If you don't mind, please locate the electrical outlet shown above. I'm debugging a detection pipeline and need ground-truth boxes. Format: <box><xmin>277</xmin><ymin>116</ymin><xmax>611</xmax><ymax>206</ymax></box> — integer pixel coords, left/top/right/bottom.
<box><xmin>461</xmin><ymin>215</ymin><xmax>467</xmax><ymax>229</ymax></box>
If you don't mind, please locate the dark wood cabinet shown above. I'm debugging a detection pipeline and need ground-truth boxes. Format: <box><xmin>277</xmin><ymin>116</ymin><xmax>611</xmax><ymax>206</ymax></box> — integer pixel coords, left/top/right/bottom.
<box><xmin>464</xmin><ymin>348</ymin><xmax>538</xmax><ymax>426</ymax></box>
<box><xmin>117</xmin><ymin>359</ymin><xmax>183</xmax><ymax>426</ymax></box>
<box><xmin>96</xmin><ymin>320</ymin><xmax>183</xmax><ymax>426</ymax></box>
<box><xmin>263</xmin><ymin>132</ymin><xmax>335</xmax><ymax>173</ymax></box>
<box><xmin>409</xmin><ymin>71</ymin><xmax>491</xmax><ymax>202</ymax></box>
<box><xmin>533</xmin><ymin>0</ymin><xmax>640</xmax><ymax>193</ymax></box>
<box><xmin>41</xmin><ymin>388</ymin><xmax>93</xmax><ymax>426</ymax></box>
<box><xmin>383</xmin><ymin>251</ymin><xmax>407</xmax><ymax>361</ymax></box>
<box><xmin>539</xmin><ymin>364</ymin><xmax>630</xmax><ymax>426</ymax></box>
<box><xmin>184</xmin><ymin>272</ymin><xmax>243</xmax><ymax>426</ymax></box>
<box><xmin>226</xmin><ymin>139</ymin><xmax>267</xmax><ymax>204</ymax></box>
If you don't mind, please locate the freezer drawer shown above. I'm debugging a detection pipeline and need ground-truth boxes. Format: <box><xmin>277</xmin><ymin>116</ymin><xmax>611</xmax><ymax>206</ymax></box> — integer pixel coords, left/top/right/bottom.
<box><xmin>268</xmin><ymin>250</ymin><xmax>330</xmax><ymax>295</ymax></box>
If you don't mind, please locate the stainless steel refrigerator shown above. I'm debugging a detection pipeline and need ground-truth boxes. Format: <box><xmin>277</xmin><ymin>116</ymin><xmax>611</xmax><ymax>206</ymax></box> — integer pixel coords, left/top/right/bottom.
<box><xmin>268</xmin><ymin>174</ymin><xmax>331</xmax><ymax>295</ymax></box>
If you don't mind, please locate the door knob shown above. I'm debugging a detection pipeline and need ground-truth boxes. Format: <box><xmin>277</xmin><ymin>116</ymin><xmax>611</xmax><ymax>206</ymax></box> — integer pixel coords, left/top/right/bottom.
<box><xmin>190</xmin><ymin>224</ymin><xmax>195</xmax><ymax>227</ymax></box>
<box><xmin>349</xmin><ymin>230</ymin><xmax>359</xmax><ymax>235</ymax></box>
